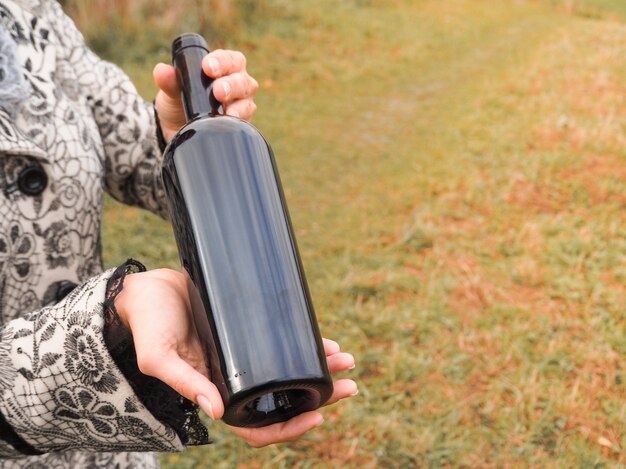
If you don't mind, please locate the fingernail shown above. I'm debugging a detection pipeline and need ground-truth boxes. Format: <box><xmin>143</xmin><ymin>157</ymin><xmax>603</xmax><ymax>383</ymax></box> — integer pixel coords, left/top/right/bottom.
<box><xmin>197</xmin><ymin>394</ymin><xmax>215</xmax><ymax>420</ymax></box>
<box><xmin>222</xmin><ymin>81</ymin><xmax>231</xmax><ymax>98</ymax></box>
<box><xmin>349</xmin><ymin>363</ymin><xmax>356</xmax><ymax>370</ymax></box>
<box><xmin>315</xmin><ymin>416</ymin><xmax>325</xmax><ymax>427</ymax></box>
<box><xmin>351</xmin><ymin>389</ymin><xmax>359</xmax><ymax>397</ymax></box>
<box><xmin>207</xmin><ymin>57</ymin><xmax>219</xmax><ymax>74</ymax></box>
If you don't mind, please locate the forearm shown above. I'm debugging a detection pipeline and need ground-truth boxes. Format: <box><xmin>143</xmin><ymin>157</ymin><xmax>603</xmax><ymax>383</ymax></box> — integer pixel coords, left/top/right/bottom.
<box><xmin>0</xmin><ymin>267</ymin><xmax>185</xmax><ymax>458</ymax></box>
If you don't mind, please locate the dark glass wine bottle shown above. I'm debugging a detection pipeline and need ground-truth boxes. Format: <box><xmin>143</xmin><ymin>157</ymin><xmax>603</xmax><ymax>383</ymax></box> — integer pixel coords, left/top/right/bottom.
<box><xmin>162</xmin><ymin>33</ymin><xmax>333</xmax><ymax>428</ymax></box>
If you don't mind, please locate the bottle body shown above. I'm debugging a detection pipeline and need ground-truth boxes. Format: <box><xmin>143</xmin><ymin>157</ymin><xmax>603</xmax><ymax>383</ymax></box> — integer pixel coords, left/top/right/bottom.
<box><xmin>162</xmin><ymin>115</ymin><xmax>332</xmax><ymax>427</ymax></box>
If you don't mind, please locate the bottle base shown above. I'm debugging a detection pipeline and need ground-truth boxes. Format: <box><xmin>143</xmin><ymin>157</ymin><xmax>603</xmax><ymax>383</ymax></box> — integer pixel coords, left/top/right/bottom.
<box><xmin>222</xmin><ymin>380</ymin><xmax>331</xmax><ymax>428</ymax></box>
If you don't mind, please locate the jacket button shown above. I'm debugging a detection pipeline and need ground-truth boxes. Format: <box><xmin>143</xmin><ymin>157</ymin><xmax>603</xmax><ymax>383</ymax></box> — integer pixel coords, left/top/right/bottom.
<box><xmin>43</xmin><ymin>280</ymin><xmax>78</xmax><ymax>305</ymax></box>
<box><xmin>55</xmin><ymin>281</ymin><xmax>78</xmax><ymax>302</ymax></box>
<box><xmin>17</xmin><ymin>164</ymin><xmax>48</xmax><ymax>196</ymax></box>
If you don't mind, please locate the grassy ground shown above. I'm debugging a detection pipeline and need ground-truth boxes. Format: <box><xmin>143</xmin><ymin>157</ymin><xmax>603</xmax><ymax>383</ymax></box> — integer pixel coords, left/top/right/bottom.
<box><xmin>66</xmin><ymin>0</ymin><xmax>626</xmax><ymax>466</ymax></box>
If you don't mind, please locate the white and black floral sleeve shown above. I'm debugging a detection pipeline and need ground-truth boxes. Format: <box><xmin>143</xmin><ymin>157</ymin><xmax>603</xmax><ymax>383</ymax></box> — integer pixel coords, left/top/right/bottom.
<box><xmin>1</xmin><ymin>2</ymin><xmax>212</xmax><ymax>462</ymax></box>
<box><xmin>45</xmin><ymin>0</ymin><xmax>170</xmax><ymax>219</ymax></box>
<box><xmin>0</xmin><ymin>265</ymin><xmax>185</xmax><ymax>458</ymax></box>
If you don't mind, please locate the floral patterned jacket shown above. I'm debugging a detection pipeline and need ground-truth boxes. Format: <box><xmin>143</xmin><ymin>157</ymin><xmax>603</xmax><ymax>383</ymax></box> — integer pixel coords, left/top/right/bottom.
<box><xmin>0</xmin><ymin>1</ymin><xmax>207</xmax><ymax>467</ymax></box>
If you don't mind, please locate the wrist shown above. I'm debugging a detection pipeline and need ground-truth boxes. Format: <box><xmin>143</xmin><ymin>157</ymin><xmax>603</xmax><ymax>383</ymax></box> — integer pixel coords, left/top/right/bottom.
<box><xmin>104</xmin><ymin>259</ymin><xmax>147</xmax><ymax>351</ymax></box>
<box><xmin>107</xmin><ymin>260</ymin><xmax>147</xmax><ymax>330</ymax></box>
<box><xmin>113</xmin><ymin>274</ymin><xmax>136</xmax><ymax>330</ymax></box>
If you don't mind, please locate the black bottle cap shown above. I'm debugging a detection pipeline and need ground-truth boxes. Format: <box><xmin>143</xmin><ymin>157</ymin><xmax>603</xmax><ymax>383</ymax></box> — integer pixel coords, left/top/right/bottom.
<box><xmin>172</xmin><ymin>33</ymin><xmax>209</xmax><ymax>62</ymax></box>
<box><xmin>171</xmin><ymin>33</ymin><xmax>222</xmax><ymax>119</ymax></box>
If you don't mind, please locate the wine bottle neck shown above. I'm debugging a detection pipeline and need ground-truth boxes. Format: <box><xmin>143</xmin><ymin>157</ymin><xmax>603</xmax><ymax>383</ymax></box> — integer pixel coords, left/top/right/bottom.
<box><xmin>172</xmin><ymin>35</ymin><xmax>222</xmax><ymax>121</ymax></box>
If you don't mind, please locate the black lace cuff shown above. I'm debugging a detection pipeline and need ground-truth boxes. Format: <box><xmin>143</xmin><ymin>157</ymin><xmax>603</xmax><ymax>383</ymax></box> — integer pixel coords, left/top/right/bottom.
<box><xmin>154</xmin><ymin>105</ymin><xmax>168</xmax><ymax>154</ymax></box>
<box><xmin>103</xmin><ymin>259</ymin><xmax>210</xmax><ymax>447</ymax></box>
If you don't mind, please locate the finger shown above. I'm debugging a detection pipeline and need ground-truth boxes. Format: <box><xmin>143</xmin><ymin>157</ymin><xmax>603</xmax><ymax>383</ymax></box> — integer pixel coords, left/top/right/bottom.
<box><xmin>228</xmin><ymin>411</ymin><xmax>324</xmax><ymax>448</ymax></box>
<box><xmin>137</xmin><ymin>351</ymin><xmax>224</xmax><ymax>420</ymax></box>
<box><xmin>212</xmin><ymin>73</ymin><xmax>258</xmax><ymax>105</ymax></box>
<box><xmin>323</xmin><ymin>378</ymin><xmax>358</xmax><ymax>407</ymax></box>
<box><xmin>153</xmin><ymin>63</ymin><xmax>181</xmax><ymax>100</ymax></box>
<box><xmin>323</xmin><ymin>338</ymin><xmax>340</xmax><ymax>356</ymax></box>
<box><xmin>224</xmin><ymin>99</ymin><xmax>257</xmax><ymax>120</ymax></box>
<box><xmin>326</xmin><ymin>352</ymin><xmax>355</xmax><ymax>374</ymax></box>
<box><xmin>202</xmin><ymin>49</ymin><xmax>247</xmax><ymax>78</ymax></box>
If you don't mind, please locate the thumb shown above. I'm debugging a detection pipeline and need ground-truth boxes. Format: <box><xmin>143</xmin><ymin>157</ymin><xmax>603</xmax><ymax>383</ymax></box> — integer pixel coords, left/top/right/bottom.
<box><xmin>153</xmin><ymin>63</ymin><xmax>181</xmax><ymax>100</ymax></box>
<box><xmin>153</xmin><ymin>62</ymin><xmax>187</xmax><ymax>142</ymax></box>
<box><xmin>141</xmin><ymin>352</ymin><xmax>225</xmax><ymax>420</ymax></box>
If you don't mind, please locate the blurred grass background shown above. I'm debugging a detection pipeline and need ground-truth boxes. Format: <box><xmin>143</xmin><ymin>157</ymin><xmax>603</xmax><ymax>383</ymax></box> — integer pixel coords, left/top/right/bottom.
<box><xmin>61</xmin><ymin>0</ymin><xmax>626</xmax><ymax>466</ymax></box>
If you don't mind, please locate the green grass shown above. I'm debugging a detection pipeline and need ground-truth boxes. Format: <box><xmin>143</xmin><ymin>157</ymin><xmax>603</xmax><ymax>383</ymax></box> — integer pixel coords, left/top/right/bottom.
<box><xmin>68</xmin><ymin>0</ymin><xmax>626</xmax><ymax>466</ymax></box>
<box><xmin>566</xmin><ymin>0</ymin><xmax>626</xmax><ymax>19</ymax></box>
